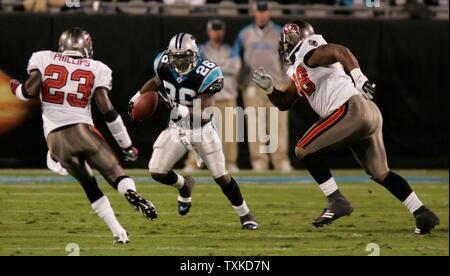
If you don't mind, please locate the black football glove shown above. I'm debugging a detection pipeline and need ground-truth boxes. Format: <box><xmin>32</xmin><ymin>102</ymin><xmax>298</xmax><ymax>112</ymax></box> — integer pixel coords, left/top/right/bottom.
<box><xmin>122</xmin><ymin>146</ymin><xmax>138</xmax><ymax>162</ymax></box>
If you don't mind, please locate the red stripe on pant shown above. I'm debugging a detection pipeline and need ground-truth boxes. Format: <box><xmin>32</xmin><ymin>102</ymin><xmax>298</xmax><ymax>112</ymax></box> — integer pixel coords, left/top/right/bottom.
<box><xmin>297</xmin><ymin>104</ymin><xmax>347</xmax><ymax>148</ymax></box>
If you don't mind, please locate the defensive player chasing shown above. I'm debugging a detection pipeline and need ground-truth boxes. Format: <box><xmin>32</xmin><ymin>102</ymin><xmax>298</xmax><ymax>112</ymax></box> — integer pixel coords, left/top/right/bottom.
<box><xmin>128</xmin><ymin>33</ymin><xmax>258</xmax><ymax>229</ymax></box>
<box><xmin>10</xmin><ymin>27</ymin><xmax>157</xmax><ymax>243</ymax></box>
<box><xmin>251</xmin><ymin>21</ymin><xmax>440</xmax><ymax>234</ymax></box>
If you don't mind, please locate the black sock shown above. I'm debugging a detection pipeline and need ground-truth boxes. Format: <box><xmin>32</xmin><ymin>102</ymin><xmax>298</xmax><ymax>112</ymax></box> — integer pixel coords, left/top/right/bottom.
<box><xmin>218</xmin><ymin>177</ymin><xmax>244</xmax><ymax>207</ymax></box>
<box><xmin>80</xmin><ymin>177</ymin><xmax>104</xmax><ymax>204</ymax></box>
<box><xmin>152</xmin><ymin>170</ymin><xmax>179</xmax><ymax>185</ymax></box>
<box><xmin>301</xmin><ymin>152</ymin><xmax>333</xmax><ymax>184</ymax></box>
<box><xmin>380</xmin><ymin>171</ymin><xmax>413</xmax><ymax>202</ymax></box>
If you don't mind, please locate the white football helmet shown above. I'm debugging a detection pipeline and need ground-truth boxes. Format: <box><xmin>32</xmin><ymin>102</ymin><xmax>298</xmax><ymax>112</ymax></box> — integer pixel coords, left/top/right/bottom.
<box><xmin>167</xmin><ymin>33</ymin><xmax>199</xmax><ymax>76</ymax></box>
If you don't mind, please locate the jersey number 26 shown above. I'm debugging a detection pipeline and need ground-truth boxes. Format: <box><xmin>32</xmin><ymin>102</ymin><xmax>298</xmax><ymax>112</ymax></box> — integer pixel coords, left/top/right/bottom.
<box><xmin>292</xmin><ymin>66</ymin><xmax>316</xmax><ymax>97</ymax></box>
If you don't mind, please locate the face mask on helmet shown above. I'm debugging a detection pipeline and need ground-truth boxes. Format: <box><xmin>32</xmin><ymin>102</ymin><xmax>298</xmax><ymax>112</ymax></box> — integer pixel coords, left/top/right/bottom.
<box><xmin>167</xmin><ymin>33</ymin><xmax>199</xmax><ymax>76</ymax></box>
<box><xmin>279</xmin><ymin>22</ymin><xmax>315</xmax><ymax>65</ymax></box>
<box><xmin>168</xmin><ymin>50</ymin><xmax>198</xmax><ymax>76</ymax></box>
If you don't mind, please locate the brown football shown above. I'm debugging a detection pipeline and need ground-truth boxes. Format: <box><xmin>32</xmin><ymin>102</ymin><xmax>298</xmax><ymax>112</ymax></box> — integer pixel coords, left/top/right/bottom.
<box><xmin>132</xmin><ymin>91</ymin><xmax>158</xmax><ymax>121</ymax></box>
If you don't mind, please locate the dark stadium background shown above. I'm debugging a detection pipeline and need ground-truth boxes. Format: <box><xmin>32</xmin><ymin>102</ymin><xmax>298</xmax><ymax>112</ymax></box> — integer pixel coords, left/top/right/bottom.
<box><xmin>0</xmin><ymin>14</ymin><xmax>448</xmax><ymax>169</ymax></box>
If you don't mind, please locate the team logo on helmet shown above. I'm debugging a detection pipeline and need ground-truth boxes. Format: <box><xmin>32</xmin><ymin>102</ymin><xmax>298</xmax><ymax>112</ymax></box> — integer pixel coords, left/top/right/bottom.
<box><xmin>283</xmin><ymin>24</ymin><xmax>299</xmax><ymax>35</ymax></box>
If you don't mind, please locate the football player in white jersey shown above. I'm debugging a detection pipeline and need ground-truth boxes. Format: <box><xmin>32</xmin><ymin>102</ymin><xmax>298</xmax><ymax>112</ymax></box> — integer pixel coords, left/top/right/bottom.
<box><xmin>128</xmin><ymin>33</ymin><xmax>258</xmax><ymax>230</ymax></box>
<box><xmin>251</xmin><ymin>21</ymin><xmax>439</xmax><ymax>234</ymax></box>
<box><xmin>10</xmin><ymin>27</ymin><xmax>157</xmax><ymax>243</ymax></box>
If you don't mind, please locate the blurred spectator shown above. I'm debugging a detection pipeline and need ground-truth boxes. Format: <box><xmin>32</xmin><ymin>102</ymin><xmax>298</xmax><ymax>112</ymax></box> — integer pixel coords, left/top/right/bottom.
<box><xmin>232</xmin><ymin>1</ymin><xmax>292</xmax><ymax>172</ymax></box>
<box><xmin>184</xmin><ymin>19</ymin><xmax>242</xmax><ymax>173</ymax></box>
<box><xmin>23</xmin><ymin>0</ymin><xmax>47</xmax><ymax>12</ymax></box>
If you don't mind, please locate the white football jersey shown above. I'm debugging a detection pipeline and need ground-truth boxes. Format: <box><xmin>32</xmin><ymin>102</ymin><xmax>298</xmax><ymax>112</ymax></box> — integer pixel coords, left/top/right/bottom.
<box><xmin>286</xmin><ymin>34</ymin><xmax>358</xmax><ymax>117</ymax></box>
<box><xmin>27</xmin><ymin>50</ymin><xmax>112</xmax><ymax>138</ymax></box>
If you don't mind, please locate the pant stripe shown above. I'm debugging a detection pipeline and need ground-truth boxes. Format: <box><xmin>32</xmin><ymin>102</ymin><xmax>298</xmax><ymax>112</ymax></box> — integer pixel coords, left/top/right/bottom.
<box><xmin>297</xmin><ymin>103</ymin><xmax>348</xmax><ymax>148</ymax></box>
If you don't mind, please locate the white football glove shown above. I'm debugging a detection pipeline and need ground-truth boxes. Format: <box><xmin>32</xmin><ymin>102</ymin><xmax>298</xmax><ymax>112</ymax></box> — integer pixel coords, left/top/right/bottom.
<box><xmin>251</xmin><ymin>67</ymin><xmax>274</xmax><ymax>94</ymax></box>
<box><xmin>46</xmin><ymin>151</ymin><xmax>68</xmax><ymax>176</ymax></box>
<box><xmin>351</xmin><ymin>69</ymin><xmax>376</xmax><ymax>100</ymax></box>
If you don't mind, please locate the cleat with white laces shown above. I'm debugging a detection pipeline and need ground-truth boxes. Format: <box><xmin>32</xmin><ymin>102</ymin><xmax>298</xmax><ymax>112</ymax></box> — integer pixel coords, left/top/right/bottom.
<box><xmin>313</xmin><ymin>190</ymin><xmax>353</xmax><ymax>228</ymax></box>
<box><xmin>414</xmin><ymin>206</ymin><xmax>440</xmax><ymax>235</ymax></box>
<box><xmin>124</xmin><ymin>190</ymin><xmax>157</xmax><ymax>220</ymax></box>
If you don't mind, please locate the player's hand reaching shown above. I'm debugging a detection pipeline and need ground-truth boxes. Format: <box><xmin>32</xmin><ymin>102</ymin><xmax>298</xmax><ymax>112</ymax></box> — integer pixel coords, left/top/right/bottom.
<box><xmin>122</xmin><ymin>146</ymin><xmax>139</xmax><ymax>162</ymax></box>
<box><xmin>351</xmin><ymin>69</ymin><xmax>375</xmax><ymax>100</ymax></box>
<box><xmin>252</xmin><ymin>67</ymin><xmax>274</xmax><ymax>94</ymax></box>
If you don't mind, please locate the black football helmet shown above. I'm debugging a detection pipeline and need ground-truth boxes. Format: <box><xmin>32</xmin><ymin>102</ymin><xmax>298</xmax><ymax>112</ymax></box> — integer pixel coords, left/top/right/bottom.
<box><xmin>279</xmin><ymin>20</ymin><xmax>315</xmax><ymax>65</ymax></box>
<box><xmin>58</xmin><ymin>27</ymin><xmax>93</xmax><ymax>58</ymax></box>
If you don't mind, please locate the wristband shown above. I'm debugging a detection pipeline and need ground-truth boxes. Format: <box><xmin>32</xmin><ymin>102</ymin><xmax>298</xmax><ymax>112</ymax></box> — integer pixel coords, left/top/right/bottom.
<box><xmin>264</xmin><ymin>86</ymin><xmax>274</xmax><ymax>95</ymax></box>
<box><xmin>350</xmin><ymin>68</ymin><xmax>363</xmax><ymax>81</ymax></box>
<box><xmin>106</xmin><ymin>115</ymin><xmax>132</xmax><ymax>149</ymax></box>
<box><xmin>15</xmin><ymin>84</ymin><xmax>30</xmax><ymax>102</ymax></box>
<box><xmin>130</xmin><ymin>91</ymin><xmax>141</xmax><ymax>103</ymax></box>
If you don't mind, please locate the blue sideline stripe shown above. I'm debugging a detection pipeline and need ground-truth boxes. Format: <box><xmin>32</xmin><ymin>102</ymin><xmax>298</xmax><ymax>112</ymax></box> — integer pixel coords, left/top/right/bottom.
<box><xmin>0</xmin><ymin>175</ymin><xmax>448</xmax><ymax>184</ymax></box>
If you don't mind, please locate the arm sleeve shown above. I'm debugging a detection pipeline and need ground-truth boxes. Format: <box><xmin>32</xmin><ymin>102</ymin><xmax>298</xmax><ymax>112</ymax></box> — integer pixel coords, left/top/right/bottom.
<box><xmin>297</xmin><ymin>35</ymin><xmax>328</xmax><ymax>64</ymax></box>
<box><xmin>27</xmin><ymin>51</ymin><xmax>47</xmax><ymax>75</ymax></box>
<box><xmin>231</xmin><ymin>29</ymin><xmax>245</xmax><ymax>60</ymax></box>
<box><xmin>198</xmin><ymin>67</ymin><xmax>224</xmax><ymax>94</ymax></box>
<box><xmin>94</xmin><ymin>63</ymin><xmax>113</xmax><ymax>91</ymax></box>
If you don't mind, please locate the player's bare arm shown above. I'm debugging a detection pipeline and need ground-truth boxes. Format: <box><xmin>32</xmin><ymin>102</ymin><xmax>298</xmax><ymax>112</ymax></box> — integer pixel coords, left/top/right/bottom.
<box><xmin>305</xmin><ymin>43</ymin><xmax>360</xmax><ymax>71</ymax></box>
<box><xmin>267</xmin><ymin>79</ymin><xmax>300</xmax><ymax>111</ymax></box>
<box><xmin>140</xmin><ymin>75</ymin><xmax>163</xmax><ymax>94</ymax></box>
<box><xmin>94</xmin><ymin>87</ymin><xmax>139</xmax><ymax>162</ymax></box>
<box><xmin>94</xmin><ymin>88</ymin><xmax>115</xmax><ymax>114</ymax></box>
<box><xmin>306</xmin><ymin>43</ymin><xmax>376</xmax><ymax>99</ymax></box>
<box><xmin>251</xmin><ymin>68</ymin><xmax>300</xmax><ymax>111</ymax></box>
<box><xmin>10</xmin><ymin>70</ymin><xmax>42</xmax><ymax>100</ymax></box>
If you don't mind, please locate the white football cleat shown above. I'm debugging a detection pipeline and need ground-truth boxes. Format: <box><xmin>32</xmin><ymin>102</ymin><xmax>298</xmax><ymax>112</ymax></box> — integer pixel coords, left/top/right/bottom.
<box><xmin>113</xmin><ymin>232</ymin><xmax>129</xmax><ymax>244</ymax></box>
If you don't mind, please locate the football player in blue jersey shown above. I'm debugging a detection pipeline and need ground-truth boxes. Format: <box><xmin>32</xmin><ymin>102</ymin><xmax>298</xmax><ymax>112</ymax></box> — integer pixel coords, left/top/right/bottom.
<box><xmin>129</xmin><ymin>33</ymin><xmax>258</xmax><ymax>230</ymax></box>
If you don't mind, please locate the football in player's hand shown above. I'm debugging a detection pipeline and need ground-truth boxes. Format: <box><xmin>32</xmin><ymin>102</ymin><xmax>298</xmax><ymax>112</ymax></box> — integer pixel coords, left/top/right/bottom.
<box><xmin>132</xmin><ymin>91</ymin><xmax>158</xmax><ymax>121</ymax></box>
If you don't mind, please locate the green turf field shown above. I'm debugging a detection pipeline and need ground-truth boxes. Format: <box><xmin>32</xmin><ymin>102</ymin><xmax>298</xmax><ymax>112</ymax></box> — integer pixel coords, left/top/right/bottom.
<box><xmin>0</xmin><ymin>169</ymin><xmax>448</xmax><ymax>256</ymax></box>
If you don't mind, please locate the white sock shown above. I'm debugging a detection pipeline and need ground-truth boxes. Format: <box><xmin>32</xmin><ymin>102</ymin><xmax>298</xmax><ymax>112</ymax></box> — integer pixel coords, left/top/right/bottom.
<box><xmin>172</xmin><ymin>173</ymin><xmax>185</xmax><ymax>189</ymax></box>
<box><xmin>117</xmin><ymin>177</ymin><xmax>136</xmax><ymax>195</ymax></box>
<box><xmin>91</xmin><ymin>196</ymin><xmax>126</xmax><ymax>236</ymax></box>
<box><xmin>319</xmin><ymin>177</ymin><xmax>338</xmax><ymax>197</ymax></box>
<box><xmin>232</xmin><ymin>200</ymin><xmax>250</xmax><ymax>217</ymax></box>
<box><xmin>403</xmin><ymin>192</ymin><xmax>423</xmax><ymax>214</ymax></box>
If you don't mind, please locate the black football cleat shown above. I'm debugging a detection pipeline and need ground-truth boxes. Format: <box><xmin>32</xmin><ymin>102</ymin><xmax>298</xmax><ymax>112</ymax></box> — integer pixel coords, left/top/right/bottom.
<box><xmin>414</xmin><ymin>206</ymin><xmax>440</xmax><ymax>235</ymax></box>
<box><xmin>125</xmin><ymin>190</ymin><xmax>157</xmax><ymax>220</ymax></box>
<box><xmin>240</xmin><ymin>213</ymin><xmax>258</xmax><ymax>230</ymax></box>
<box><xmin>178</xmin><ymin>175</ymin><xmax>195</xmax><ymax>216</ymax></box>
<box><xmin>313</xmin><ymin>190</ymin><xmax>354</xmax><ymax>228</ymax></box>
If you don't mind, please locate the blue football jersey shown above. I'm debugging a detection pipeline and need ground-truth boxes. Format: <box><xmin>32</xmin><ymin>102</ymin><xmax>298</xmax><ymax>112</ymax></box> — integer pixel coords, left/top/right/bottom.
<box><xmin>153</xmin><ymin>50</ymin><xmax>224</xmax><ymax>108</ymax></box>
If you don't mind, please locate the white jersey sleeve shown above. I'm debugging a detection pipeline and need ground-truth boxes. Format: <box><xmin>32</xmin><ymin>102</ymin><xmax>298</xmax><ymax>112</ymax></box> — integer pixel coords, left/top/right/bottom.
<box><xmin>296</xmin><ymin>34</ymin><xmax>328</xmax><ymax>67</ymax></box>
<box><xmin>93</xmin><ymin>62</ymin><xmax>113</xmax><ymax>91</ymax></box>
<box><xmin>27</xmin><ymin>50</ymin><xmax>52</xmax><ymax>75</ymax></box>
